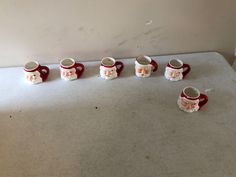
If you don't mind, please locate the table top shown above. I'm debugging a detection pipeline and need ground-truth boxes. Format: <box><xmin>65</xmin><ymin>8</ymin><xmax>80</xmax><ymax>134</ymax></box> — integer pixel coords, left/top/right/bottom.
<box><xmin>1</xmin><ymin>52</ymin><xmax>236</xmax><ymax>177</ymax></box>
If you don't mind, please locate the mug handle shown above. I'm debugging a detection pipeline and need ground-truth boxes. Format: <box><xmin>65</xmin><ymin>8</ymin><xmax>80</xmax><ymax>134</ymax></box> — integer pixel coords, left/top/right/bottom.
<box><xmin>183</xmin><ymin>64</ymin><xmax>191</xmax><ymax>78</ymax></box>
<box><xmin>75</xmin><ymin>63</ymin><xmax>85</xmax><ymax>78</ymax></box>
<box><xmin>150</xmin><ymin>59</ymin><xmax>158</xmax><ymax>72</ymax></box>
<box><xmin>199</xmin><ymin>93</ymin><xmax>208</xmax><ymax>109</ymax></box>
<box><xmin>115</xmin><ymin>61</ymin><xmax>124</xmax><ymax>76</ymax></box>
<box><xmin>39</xmin><ymin>65</ymin><xmax>50</xmax><ymax>81</ymax></box>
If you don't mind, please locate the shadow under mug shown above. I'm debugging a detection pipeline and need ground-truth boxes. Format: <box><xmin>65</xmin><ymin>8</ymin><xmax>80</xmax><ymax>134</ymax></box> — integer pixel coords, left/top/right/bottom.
<box><xmin>165</xmin><ymin>59</ymin><xmax>191</xmax><ymax>81</ymax></box>
<box><xmin>24</xmin><ymin>61</ymin><xmax>50</xmax><ymax>84</ymax></box>
<box><xmin>60</xmin><ymin>58</ymin><xmax>84</xmax><ymax>81</ymax></box>
<box><xmin>178</xmin><ymin>86</ymin><xmax>208</xmax><ymax>113</ymax></box>
<box><xmin>135</xmin><ymin>55</ymin><xmax>158</xmax><ymax>77</ymax></box>
<box><xmin>100</xmin><ymin>57</ymin><xmax>124</xmax><ymax>80</ymax></box>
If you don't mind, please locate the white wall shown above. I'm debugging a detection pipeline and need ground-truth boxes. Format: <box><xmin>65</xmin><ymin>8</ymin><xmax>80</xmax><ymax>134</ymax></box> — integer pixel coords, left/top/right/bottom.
<box><xmin>0</xmin><ymin>0</ymin><xmax>236</xmax><ymax>67</ymax></box>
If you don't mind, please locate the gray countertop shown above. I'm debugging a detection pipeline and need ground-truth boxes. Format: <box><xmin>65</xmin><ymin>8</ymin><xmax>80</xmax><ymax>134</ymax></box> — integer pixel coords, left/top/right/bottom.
<box><xmin>0</xmin><ymin>52</ymin><xmax>236</xmax><ymax>177</ymax></box>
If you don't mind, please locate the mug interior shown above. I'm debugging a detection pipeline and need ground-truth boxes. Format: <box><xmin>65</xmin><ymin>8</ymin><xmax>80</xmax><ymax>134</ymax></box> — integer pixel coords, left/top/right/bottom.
<box><xmin>101</xmin><ymin>57</ymin><xmax>115</xmax><ymax>66</ymax></box>
<box><xmin>61</xmin><ymin>58</ymin><xmax>75</xmax><ymax>67</ymax></box>
<box><xmin>169</xmin><ymin>59</ymin><xmax>183</xmax><ymax>68</ymax></box>
<box><xmin>24</xmin><ymin>61</ymin><xmax>39</xmax><ymax>70</ymax></box>
<box><xmin>136</xmin><ymin>55</ymin><xmax>151</xmax><ymax>65</ymax></box>
<box><xmin>183</xmin><ymin>87</ymin><xmax>200</xmax><ymax>98</ymax></box>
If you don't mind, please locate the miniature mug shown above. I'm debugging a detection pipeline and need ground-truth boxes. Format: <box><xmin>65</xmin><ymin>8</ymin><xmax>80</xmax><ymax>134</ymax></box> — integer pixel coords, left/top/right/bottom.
<box><xmin>60</xmin><ymin>58</ymin><xmax>84</xmax><ymax>81</ymax></box>
<box><xmin>164</xmin><ymin>59</ymin><xmax>191</xmax><ymax>81</ymax></box>
<box><xmin>177</xmin><ymin>86</ymin><xmax>208</xmax><ymax>113</ymax></box>
<box><xmin>100</xmin><ymin>57</ymin><xmax>124</xmax><ymax>80</ymax></box>
<box><xmin>135</xmin><ymin>55</ymin><xmax>158</xmax><ymax>77</ymax></box>
<box><xmin>24</xmin><ymin>61</ymin><xmax>50</xmax><ymax>84</ymax></box>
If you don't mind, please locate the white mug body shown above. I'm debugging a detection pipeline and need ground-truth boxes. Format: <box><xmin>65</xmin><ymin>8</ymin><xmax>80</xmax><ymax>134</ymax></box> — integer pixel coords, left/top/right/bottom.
<box><xmin>177</xmin><ymin>96</ymin><xmax>200</xmax><ymax>113</ymax></box>
<box><xmin>165</xmin><ymin>67</ymin><xmax>183</xmax><ymax>81</ymax></box>
<box><xmin>24</xmin><ymin>70</ymin><xmax>43</xmax><ymax>84</ymax></box>
<box><xmin>135</xmin><ymin>61</ymin><xmax>152</xmax><ymax>77</ymax></box>
<box><xmin>60</xmin><ymin>67</ymin><xmax>77</xmax><ymax>81</ymax></box>
<box><xmin>100</xmin><ymin>65</ymin><xmax>118</xmax><ymax>80</ymax></box>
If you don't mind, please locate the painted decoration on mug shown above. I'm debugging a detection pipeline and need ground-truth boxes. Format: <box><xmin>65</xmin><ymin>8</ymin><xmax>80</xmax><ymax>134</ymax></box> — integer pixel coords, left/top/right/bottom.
<box><xmin>165</xmin><ymin>67</ymin><xmax>183</xmax><ymax>81</ymax></box>
<box><xmin>100</xmin><ymin>66</ymin><xmax>118</xmax><ymax>80</ymax></box>
<box><xmin>177</xmin><ymin>96</ymin><xmax>200</xmax><ymax>113</ymax></box>
<box><xmin>135</xmin><ymin>65</ymin><xmax>152</xmax><ymax>77</ymax></box>
<box><xmin>60</xmin><ymin>68</ymin><xmax>77</xmax><ymax>81</ymax></box>
<box><xmin>24</xmin><ymin>70</ymin><xmax>43</xmax><ymax>84</ymax></box>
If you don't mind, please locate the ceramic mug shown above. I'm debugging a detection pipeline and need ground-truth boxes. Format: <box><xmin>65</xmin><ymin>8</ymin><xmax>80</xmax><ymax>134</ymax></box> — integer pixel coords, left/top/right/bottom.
<box><xmin>24</xmin><ymin>61</ymin><xmax>50</xmax><ymax>84</ymax></box>
<box><xmin>135</xmin><ymin>55</ymin><xmax>158</xmax><ymax>77</ymax></box>
<box><xmin>60</xmin><ymin>58</ymin><xmax>84</xmax><ymax>81</ymax></box>
<box><xmin>164</xmin><ymin>59</ymin><xmax>191</xmax><ymax>81</ymax></box>
<box><xmin>100</xmin><ymin>57</ymin><xmax>124</xmax><ymax>80</ymax></box>
<box><xmin>177</xmin><ymin>86</ymin><xmax>208</xmax><ymax>113</ymax></box>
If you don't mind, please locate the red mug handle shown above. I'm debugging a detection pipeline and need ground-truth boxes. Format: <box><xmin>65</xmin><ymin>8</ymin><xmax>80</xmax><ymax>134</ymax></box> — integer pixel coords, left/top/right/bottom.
<box><xmin>199</xmin><ymin>93</ymin><xmax>208</xmax><ymax>109</ymax></box>
<box><xmin>183</xmin><ymin>64</ymin><xmax>191</xmax><ymax>78</ymax></box>
<box><xmin>75</xmin><ymin>63</ymin><xmax>85</xmax><ymax>78</ymax></box>
<box><xmin>115</xmin><ymin>61</ymin><xmax>124</xmax><ymax>76</ymax></box>
<box><xmin>150</xmin><ymin>59</ymin><xmax>158</xmax><ymax>72</ymax></box>
<box><xmin>38</xmin><ymin>65</ymin><xmax>50</xmax><ymax>81</ymax></box>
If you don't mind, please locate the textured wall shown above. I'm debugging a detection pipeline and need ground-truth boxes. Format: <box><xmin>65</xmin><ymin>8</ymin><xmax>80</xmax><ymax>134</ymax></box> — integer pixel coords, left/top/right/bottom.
<box><xmin>0</xmin><ymin>0</ymin><xmax>236</xmax><ymax>67</ymax></box>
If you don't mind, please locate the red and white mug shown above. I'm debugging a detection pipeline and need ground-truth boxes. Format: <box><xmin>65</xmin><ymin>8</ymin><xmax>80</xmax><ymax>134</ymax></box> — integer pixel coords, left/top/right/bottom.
<box><xmin>177</xmin><ymin>86</ymin><xmax>208</xmax><ymax>113</ymax></box>
<box><xmin>135</xmin><ymin>55</ymin><xmax>158</xmax><ymax>77</ymax></box>
<box><xmin>165</xmin><ymin>59</ymin><xmax>191</xmax><ymax>81</ymax></box>
<box><xmin>60</xmin><ymin>58</ymin><xmax>84</xmax><ymax>81</ymax></box>
<box><xmin>100</xmin><ymin>57</ymin><xmax>124</xmax><ymax>80</ymax></box>
<box><xmin>24</xmin><ymin>61</ymin><xmax>50</xmax><ymax>84</ymax></box>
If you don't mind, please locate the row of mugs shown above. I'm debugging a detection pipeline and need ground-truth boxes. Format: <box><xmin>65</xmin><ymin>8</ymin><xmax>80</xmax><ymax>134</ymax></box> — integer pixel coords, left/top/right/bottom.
<box><xmin>23</xmin><ymin>55</ymin><xmax>208</xmax><ymax>113</ymax></box>
<box><xmin>24</xmin><ymin>55</ymin><xmax>191</xmax><ymax>84</ymax></box>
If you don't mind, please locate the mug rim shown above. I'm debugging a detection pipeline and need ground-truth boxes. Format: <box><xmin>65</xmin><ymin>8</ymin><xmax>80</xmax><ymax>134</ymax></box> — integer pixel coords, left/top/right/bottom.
<box><xmin>60</xmin><ymin>58</ymin><xmax>75</xmax><ymax>68</ymax></box>
<box><xmin>101</xmin><ymin>57</ymin><xmax>116</xmax><ymax>67</ymax></box>
<box><xmin>24</xmin><ymin>61</ymin><xmax>40</xmax><ymax>71</ymax></box>
<box><xmin>136</xmin><ymin>55</ymin><xmax>151</xmax><ymax>65</ymax></box>
<box><xmin>168</xmin><ymin>59</ymin><xmax>183</xmax><ymax>69</ymax></box>
<box><xmin>182</xmin><ymin>86</ymin><xmax>200</xmax><ymax>99</ymax></box>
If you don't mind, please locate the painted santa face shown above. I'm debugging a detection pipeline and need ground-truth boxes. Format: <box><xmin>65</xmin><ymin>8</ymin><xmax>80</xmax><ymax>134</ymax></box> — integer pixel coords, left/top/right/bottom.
<box><xmin>177</xmin><ymin>96</ymin><xmax>200</xmax><ymax>113</ymax></box>
<box><xmin>100</xmin><ymin>66</ymin><xmax>117</xmax><ymax>80</ymax></box>
<box><xmin>165</xmin><ymin>67</ymin><xmax>183</xmax><ymax>81</ymax></box>
<box><xmin>135</xmin><ymin>65</ymin><xmax>152</xmax><ymax>77</ymax></box>
<box><xmin>60</xmin><ymin>68</ymin><xmax>77</xmax><ymax>81</ymax></box>
<box><xmin>24</xmin><ymin>70</ymin><xmax>42</xmax><ymax>84</ymax></box>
